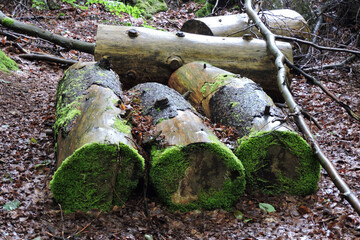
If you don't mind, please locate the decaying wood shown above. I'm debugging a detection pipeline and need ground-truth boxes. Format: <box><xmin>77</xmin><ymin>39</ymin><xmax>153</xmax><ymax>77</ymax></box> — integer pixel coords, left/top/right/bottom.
<box><xmin>169</xmin><ymin>62</ymin><xmax>320</xmax><ymax>195</ymax></box>
<box><xmin>245</xmin><ymin>0</ymin><xmax>360</xmax><ymax>214</ymax></box>
<box><xmin>95</xmin><ymin>25</ymin><xmax>293</xmax><ymax>100</ymax></box>
<box><xmin>129</xmin><ymin>82</ymin><xmax>245</xmax><ymax>210</ymax></box>
<box><xmin>50</xmin><ymin>61</ymin><xmax>144</xmax><ymax>213</ymax></box>
<box><xmin>181</xmin><ymin>9</ymin><xmax>310</xmax><ymax>40</ymax></box>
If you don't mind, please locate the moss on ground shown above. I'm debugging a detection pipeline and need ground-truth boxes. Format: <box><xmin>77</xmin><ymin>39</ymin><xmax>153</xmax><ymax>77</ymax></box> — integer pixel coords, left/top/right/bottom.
<box><xmin>135</xmin><ymin>0</ymin><xmax>167</xmax><ymax>15</ymax></box>
<box><xmin>150</xmin><ymin>143</ymin><xmax>245</xmax><ymax>211</ymax></box>
<box><xmin>50</xmin><ymin>142</ymin><xmax>144</xmax><ymax>213</ymax></box>
<box><xmin>235</xmin><ymin>131</ymin><xmax>321</xmax><ymax>195</ymax></box>
<box><xmin>0</xmin><ymin>50</ymin><xmax>18</xmax><ymax>73</ymax></box>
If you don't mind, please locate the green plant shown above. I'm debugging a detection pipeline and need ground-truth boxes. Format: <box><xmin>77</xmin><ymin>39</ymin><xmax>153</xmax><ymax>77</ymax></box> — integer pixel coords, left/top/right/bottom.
<box><xmin>32</xmin><ymin>0</ymin><xmax>46</xmax><ymax>10</ymax></box>
<box><xmin>85</xmin><ymin>0</ymin><xmax>143</xmax><ymax>18</ymax></box>
<box><xmin>3</xmin><ymin>200</ymin><xmax>20</xmax><ymax>211</ymax></box>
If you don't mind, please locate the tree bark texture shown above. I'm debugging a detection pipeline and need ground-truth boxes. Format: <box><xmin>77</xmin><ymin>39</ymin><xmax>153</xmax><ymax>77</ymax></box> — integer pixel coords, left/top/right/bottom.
<box><xmin>50</xmin><ymin>61</ymin><xmax>144</xmax><ymax>213</ymax></box>
<box><xmin>129</xmin><ymin>82</ymin><xmax>245</xmax><ymax>211</ymax></box>
<box><xmin>169</xmin><ymin>62</ymin><xmax>320</xmax><ymax>195</ymax></box>
<box><xmin>94</xmin><ymin>25</ymin><xmax>293</xmax><ymax>100</ymax></box>
<box><xmin>181</xmin><ymin>9</ymin><xmax>310</xmax><ymax>40</ymax></box>
<box><xmin>0</xmin><ymin>11</ymin><xmax>95</xmax><ymax>54</ymax></box>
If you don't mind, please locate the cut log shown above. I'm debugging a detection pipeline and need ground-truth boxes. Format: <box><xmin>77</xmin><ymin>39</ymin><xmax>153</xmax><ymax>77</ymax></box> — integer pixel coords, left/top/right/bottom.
<box><xmin>94</xmin><ymin>25</ymin><xmax>293</xmax><ymax>100</ymax></box>
<box><xmin>181</xmin><ymin>9</ymin><xmax>310</xmax><ymax>44</ymax></box>
<box><xmin>169</xmin><ymin>62</ymin><xmax>320</xmax><ymax>195</ymax></box>
<box><xmin>129</xmin><ymin>82</ymin><xmax>245</xmax><ymax>211</ymax></box>
<box><xmin>50</xmin><ymin>61</ymin><xmax>144</xmax><ymax>213</ymax></box>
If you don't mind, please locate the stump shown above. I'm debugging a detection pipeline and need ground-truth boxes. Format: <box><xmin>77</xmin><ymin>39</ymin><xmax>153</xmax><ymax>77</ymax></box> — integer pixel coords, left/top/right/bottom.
<box><xmin>50</xmin><ymin>61</ymin><xmax>144</xmax><ymax>213</ymax></box>
<box><xmin>94</xmin><ymin>25</ymin><xmax>293</xmax><ymax>100</ymax></box>
<box><xmin>129</xmin><ymin>82</ymin><xmax>245</xmax><ymax>211</ymax></box>
<box><xmin>169</xmin><ymin>62</ymin><xmax>320</xmax><ymax>195</ymax></box>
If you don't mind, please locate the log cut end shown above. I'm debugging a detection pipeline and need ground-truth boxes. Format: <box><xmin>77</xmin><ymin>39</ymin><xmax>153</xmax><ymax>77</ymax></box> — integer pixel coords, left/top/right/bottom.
<box><xmin>50</xmin><ymin>142</ymin><xmax>144</xmax><ymax>213</ymax></box>
<box><xmin>235</xmin><ymin>131</ymin><xmax>320</xmax><ymax>195</ymax></box>
<box><xmin>150</xmin><ymin>142</ymin><xmax>245</xmax><ymax>211</ymax></box>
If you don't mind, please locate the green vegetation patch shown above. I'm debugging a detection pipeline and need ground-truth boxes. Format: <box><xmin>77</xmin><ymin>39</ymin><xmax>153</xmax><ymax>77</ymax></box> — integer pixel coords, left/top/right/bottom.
<box><xmin>50</xmin><ymin>142</ymin><xmax>144</xmax><ymax>213</ymax></box>
<box><xmin>113</xmin><ymin>118</ymin><xmax>131</xmax><ymax>134</ymax></box>
<box><xmin>1</xmin><ymin>17</ymin><xmax>15</xmax><ymax>27</ymax></box>
<box><xmin>0</xmin><ymin>50</ymin><xmax>18</xmax><ymax>73</ymax></box>
<box><xmin>236</xmin><ymin>131</ymin><xmax>320</xmax><ymax>195</ymax></box>
<box><xmin>135</xmin><ymin>0</ymin><xmax>167</xmax><ymax>15</ymax></box>
<box><xmin>150</xmin><ymin>143</ymin><xmax>245</xmax><ymax>211</ymax></box>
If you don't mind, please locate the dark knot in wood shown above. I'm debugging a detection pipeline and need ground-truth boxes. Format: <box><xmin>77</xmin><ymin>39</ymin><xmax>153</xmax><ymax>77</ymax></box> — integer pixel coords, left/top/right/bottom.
<box><xmin>154</xmin><ymin>98</ymin><xmax>170</xmax><ymax>110</ymax></box>
<box><xmin>128</xmin><ymin>29</ymin><xmax>139</xmax><ymax>38</ymax></box>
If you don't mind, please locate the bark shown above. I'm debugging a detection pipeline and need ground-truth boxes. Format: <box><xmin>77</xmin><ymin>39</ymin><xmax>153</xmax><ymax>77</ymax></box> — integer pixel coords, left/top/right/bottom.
<box><xmin>169</xmin><ymin>62</ymin><xmax>320</xmax><ymax>195</ymax></box>
<box><xmin>0</xmin><ymin>11</ymin><xmax>95</xmax><ymax>54</ymax></box>
<box><xmin>50</xmin><ymin>61</ymin><xmax>144</xmax><ymax>213</ymax></box>
<box><xmin>129</xmin><ymin>82</ymin><xmax>245</xmax><ymax>211</ymax></box>
<box><xmin>244</xmin><ymin>0</ymin><xmax>360</xmax><ymax>214</ymax></box>
<box><xmin>181</xmin><ymin>9</ymin><xmax>310</xmax><ymax>40</ymax></box>
<box><xmin>95</xmin><ymin>25</ymin><xmax>293</xmax><ymax>101</ymax></box>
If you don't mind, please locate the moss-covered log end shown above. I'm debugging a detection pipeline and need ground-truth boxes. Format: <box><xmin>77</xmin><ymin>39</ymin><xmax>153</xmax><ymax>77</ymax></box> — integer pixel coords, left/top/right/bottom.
<box><xmin>50</xmin><ymin>142</ymin><xmax>144</xmax><ymax>213</ymax></box>
<box><xmin>236</xmin><ymin>131</ymin><xmax>320</xmax><ymax>195</ymax></box>
<box><xmin>150</xmin><ymin>142</ymin><xmax>245</xmax><ymax>211</ymax></box>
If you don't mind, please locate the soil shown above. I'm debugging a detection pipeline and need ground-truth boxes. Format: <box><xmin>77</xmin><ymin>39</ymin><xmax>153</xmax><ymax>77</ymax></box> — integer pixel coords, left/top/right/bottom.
<box><xmin>1</xmin><ymin>1</ymin><xmax>360</xmax><ymax>239</ymax></box>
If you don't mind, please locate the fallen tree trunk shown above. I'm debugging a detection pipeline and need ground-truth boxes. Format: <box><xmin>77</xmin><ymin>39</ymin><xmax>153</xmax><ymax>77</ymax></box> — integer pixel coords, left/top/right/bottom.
<box><xmin>129</xmin><ymin>82</ymin><xmax>245</xmax><ymax>211</ymax></box>
<box><xmin>50</xmin><ymin>61</ymin><xmax>144</xmax><ymax>213</ymax></box>
<box><xmin>95</xmin><ymin>25</ymin><xmax>293</xmax><ymax>100</ymax></box>
<box><xmin>169</xmin><ymin>62</ymin><xmax>320</xmax><ymax>195</ymax></box>
<box><xmin>0</xmin><ymin>11</ymin><xmax>95</xmax><ymax>54</ymax></box>
<box><xmin>181</xmin><ymin>9</ymin><xmax>310</xmax><ymax>40</ymax></box>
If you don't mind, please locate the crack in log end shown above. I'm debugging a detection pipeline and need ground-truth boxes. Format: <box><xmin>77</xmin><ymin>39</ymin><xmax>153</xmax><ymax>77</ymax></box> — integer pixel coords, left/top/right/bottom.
<box><xmin>171</xmin><ymin>147</ymin><xmax>228</xmax><ymax>205</ymax></box>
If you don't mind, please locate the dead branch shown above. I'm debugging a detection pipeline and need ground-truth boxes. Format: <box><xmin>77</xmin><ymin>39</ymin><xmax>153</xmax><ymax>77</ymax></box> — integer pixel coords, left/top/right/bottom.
<box><xmin>245</xmin><ymin>0</ymin><xmax>360</xmax><ymax>216</ymax></box>
<box><xmin>303</xmin><ymin>55</ymin><xmax>357</xmax><ymax>72</ymax></box>
<box><xmin>0</xmin><ymin>10</ymin><xmax>95</xmax><ymax>54</ymax></box>
<box><xmin>285</xmin><ymin>58</ymin><xmax>360</xmax><ymax>121</ymax></box>
<box><xmin>19</xmin><ymin>53</ymin><xmax>77</xmax><ymax>65</ymax></box>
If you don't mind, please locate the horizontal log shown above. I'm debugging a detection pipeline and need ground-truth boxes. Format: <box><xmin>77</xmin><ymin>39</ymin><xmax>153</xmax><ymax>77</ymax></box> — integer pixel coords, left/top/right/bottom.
<box><xmin>95</xmin><ymin>25</ymin><xmax>293</xmax><ymax>100</ymax></box>
<box><xmin>130</xmin><ymin>82</ymin><xmax>245</xmax><ymax>210</ymax></box>
<box><xmin>169</xmin><ymin>62</ymin><xmax>320</xmax><ymax>195</ymax></box>
<box><xmin>50</xmin><ymin>61</ymin><xmax>144</xmax><ymax>213</ymax></box>
<box><xmin>181</xmin><ymin>9</ymin><xmax>310</xmax><ymax>39</ymax></box>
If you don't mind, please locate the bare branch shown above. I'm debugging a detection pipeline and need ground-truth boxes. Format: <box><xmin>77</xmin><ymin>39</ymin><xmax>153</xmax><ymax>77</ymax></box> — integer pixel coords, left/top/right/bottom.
<box><xmin>245</xmin><ymin>0</ymin><xmax>360</xmax><ymax>216</ymax></box>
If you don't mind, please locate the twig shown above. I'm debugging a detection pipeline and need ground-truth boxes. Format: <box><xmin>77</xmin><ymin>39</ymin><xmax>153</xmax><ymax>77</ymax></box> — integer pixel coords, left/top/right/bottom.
<box><xmin>305</xmin><ymin>12</ymin><xmax>323</xmax><ymax>60</ymax></box>
<box><xmin>303</xmin><ymin>55</ymin><xmax>357</xmax><ymax>72</ymax></box>
<box><xmin>211</xmin><ymin>0</ymin><xmax>219</xmax><ymax>15</ymax></box>
<box><xmin>245</xmin><ymin>0</ymin><xmax>360</xmax><ymax>216</ymax></box>
<box><xmin>226</xmin><ymin>24</ymin><xmax>257</xmax><ymax>37</ymax></box>
<box><xmin>274</xmin><ymin>34</ymin><xmax>360</xmax><ymax>56</ymax></box>
<box><xmin>19</xmin><ymin>53</ymin><xmax>78</xmax><ymax>65</ymax></box>
<box><xmin>285</xmin><ymin>58</ymin><xmax>360</xmax><ymax>122</ymax></box>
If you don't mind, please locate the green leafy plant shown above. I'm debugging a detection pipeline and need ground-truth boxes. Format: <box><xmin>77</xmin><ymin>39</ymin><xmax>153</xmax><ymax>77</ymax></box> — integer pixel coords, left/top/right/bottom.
<box><xmin>3</xmin><ymin>200</ymin><xmax>20</xmax><ymax>211</ymax></box>
<box><xmin>259</xmin><ymin>202</ymin><xmax>276</xmax><ymax>213</ymax></box>
<box><xmin>32</xmin><ymin>0</ymin><xmax>46</xmax><ymax>10</ymax></box>
<box><xmin>85</xmin><ymin>0</ymin><xmax>143</xmax><ymax>18</ymax></box>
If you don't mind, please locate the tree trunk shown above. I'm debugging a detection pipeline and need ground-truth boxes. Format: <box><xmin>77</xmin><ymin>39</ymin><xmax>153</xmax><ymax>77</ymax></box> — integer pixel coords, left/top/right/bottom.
<box><xmin>0</xmin><ymin>11</ymin><xmax>95</xmax><ymax>54</ymax></box>
<box><xmin>181</xmin><ymin>9</ymin><xmax>310</xmax><ymax>53</ymax></box>
<box><xmin>129</xmin><ymin>82</ymin><xmax>245</xmax><ymax>211</ymax></box>
<box><xmin>95</xmin><ymin>25</ymin><xmax>293</xmax><ymax>101</ymax></box>
<box><xmin>169</xmin><ymin>62</ymin><xmax>320</xmax><ymax>195</ymax></box>
<box><xmin>50</xmin><ymin>61</ymin><xmax>144</xmax><ymax>213</ymax></box>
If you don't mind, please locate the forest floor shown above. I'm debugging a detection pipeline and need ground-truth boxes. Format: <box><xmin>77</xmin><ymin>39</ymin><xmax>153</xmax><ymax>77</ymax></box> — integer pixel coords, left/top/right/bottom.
<box><xmin>1</xmin><ymin>2</ymin><xmax>360</xmax><ymax>239</ymax></box>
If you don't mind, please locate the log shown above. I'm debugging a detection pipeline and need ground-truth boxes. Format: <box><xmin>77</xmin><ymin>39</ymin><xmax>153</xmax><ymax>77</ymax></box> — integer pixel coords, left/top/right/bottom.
<box><xmin>94</xmin><ymin>25</ymin><xmax>293</xmax><ymax>100</ymax></box>
<box><xmin>181</xmin><ymin>9</ymin><xmax>310</xmax><ymax>41</ymax></box>
<box><xmin>169</xmin><ymin>62</ymin><xmax>320</xmax><ymax>195</ymax></box>
<box><xmin>129</xmin><ymin>82</ymin><xmax>245</xmax><ymax>211</ymax></box>
<box><xmin>50</xmin><ymin>61</ymin><xmax>144</xmax><ymax>213</ymax></box>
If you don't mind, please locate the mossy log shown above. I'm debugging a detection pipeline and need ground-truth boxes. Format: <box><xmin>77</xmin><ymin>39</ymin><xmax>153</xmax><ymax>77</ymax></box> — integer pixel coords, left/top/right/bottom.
<box><xmin>181</xmin><ymin>9</ymin><xmax>310</xmax><ymax>47</ymax></box>
<box><xmin>129</xmin><ymin>82</ymin><xmax>245</xmax><ymax>211</ymax></box>
<box><xmin>50</xmin><ymin>61</ymin><xmax>144</xmax><ymax>213</ymax></box>
<box><xmin>94</xmin><ymin>24</ymin><xmax>293</xmax><ymax>100</ymax></box>
<box><xmin>169</xmin><ymin>62</ymin><xmax>320</xmax><ymax>195</ymax></box>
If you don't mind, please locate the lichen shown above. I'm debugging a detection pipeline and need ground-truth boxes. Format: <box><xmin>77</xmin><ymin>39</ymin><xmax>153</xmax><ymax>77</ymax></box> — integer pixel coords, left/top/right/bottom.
<box><xmin>150</xmin><ymin>143</ymin><xmax>245</xmax><ymax>211</ymax></box>
<box><xmin>50</xmin><ymin>142</ymin><xmax>144</xmax><ymax>213</ymax></box>
<box><xmin>0</xmin><ymin>50</ymin><xmax>18</xmax><ymax>73</ymax></box>
<box><xmin>235</xmin><ymin>130</ymin><xmax>320</xmax><ymax>195</ymax></box>
<box><xmin>113</xmin><ymin>118</ymin><xmax>131</xmax><ymax>134</ymax></box>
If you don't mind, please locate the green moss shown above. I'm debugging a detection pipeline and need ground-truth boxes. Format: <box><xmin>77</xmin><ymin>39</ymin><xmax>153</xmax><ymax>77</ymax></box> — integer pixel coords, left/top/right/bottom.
<box><xmin>195</xmin><ymin>2</ymin><xmax>213</xmax><ymax>17</ymax></box>
<box><xmin>135</xmin><ymin>0</ymin><xmax>167</xmax><ymax>15</ymax></box>
<box><xmin>113</xmin><ymin>118</ymin><xmax>131</xmax><ymax>134</ymax></box>
<box><xmin>150</xmin><ymin>143</ymin><xmax>245</xmax><ymax>211</ymax></box>
<box><xmin>1</xmin><ymin>17</ymin><xmax>15</xmax><ymax>27</ymax></box>
<box><xmin>50</xmin><ymin>142</ymin><xmax>144</xmax><ymax>213</ymax></box>
<box><xmin>0</xmin><ymin>50</ymin><xmax>18</xmax><ymax>73</ymax></box>
<box><xmin>200</xmin><ymin>74</ymin><xmax>234</xmax><ymax>97</ymax></box>
<box><xmin>235</xmin><ymin>131</ymin><xmax>321</xmax><ymax>195</ymax></box>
